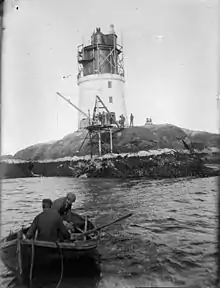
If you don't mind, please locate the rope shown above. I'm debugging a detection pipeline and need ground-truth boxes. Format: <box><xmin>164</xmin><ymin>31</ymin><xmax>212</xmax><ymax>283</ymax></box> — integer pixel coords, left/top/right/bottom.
<box><xmin>55</xmin><ymin>241</ymin><xmax>64</xmax><ymax>288</ymax></box>
<box><xmin>29</xmin><ymin>240</ymin><xmax>64</xmax><ymax>288</ymax></box>
<box><xmin>29</xmin><ymin>224</ymin><xmax>39</xmax><ymax>287</ymax></box>
<box><xmin>29</xmin><ymin>239</ymin><xmax>35</xmax><ymax>287</ymax></box>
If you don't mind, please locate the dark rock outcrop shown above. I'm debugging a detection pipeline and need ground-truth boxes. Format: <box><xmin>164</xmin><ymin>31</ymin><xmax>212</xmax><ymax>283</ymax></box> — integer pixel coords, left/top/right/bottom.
<box><xmin>12</xmin><ymin>125</ymin><xmax>220</xmax><ymax>161</ymax></box>
<box><xmin>0</xmin><ymin>160</ymin><xmax>33</xmax><ymax>179</ymax></box>
<box><xmin>1</xmin><ymin>124</ymin><xmax>218</xmax><ymax>180</ymax></box>
<box><xmin>1</xmin><ymin>150</ymin><xmax>219</xmax><ymax>180</ymax></box>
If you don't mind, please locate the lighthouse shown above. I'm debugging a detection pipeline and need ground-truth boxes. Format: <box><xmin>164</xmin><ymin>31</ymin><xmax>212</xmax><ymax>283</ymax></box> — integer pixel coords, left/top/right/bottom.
<box><xmin>77</xmin><ymin>25</ymin><xmax>127</xmax><ymax>129</ymax></box>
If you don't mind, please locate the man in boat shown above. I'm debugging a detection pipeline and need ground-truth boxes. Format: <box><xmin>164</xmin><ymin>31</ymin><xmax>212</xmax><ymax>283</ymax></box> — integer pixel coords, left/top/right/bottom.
<box><xmin>26</xmin><ymin>198</ymin><xmax>71</xmax><ymax>242</ymax></box>
<box><xmin>51</xmin><ymin>192</ymin><xmax>76</xmax><ymax>229</ymax></box>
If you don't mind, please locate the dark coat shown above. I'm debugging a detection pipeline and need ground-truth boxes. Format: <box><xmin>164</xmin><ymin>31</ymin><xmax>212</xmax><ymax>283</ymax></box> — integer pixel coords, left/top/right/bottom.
<box><xmin>51</xmin><ymin>197</ymin><xmax>71</xmax><ymax>217</ymax></box>
<box><xmin>26</xmin><ymin>209</ymin><xmax>70</xmax><ymax>242</ymax></box>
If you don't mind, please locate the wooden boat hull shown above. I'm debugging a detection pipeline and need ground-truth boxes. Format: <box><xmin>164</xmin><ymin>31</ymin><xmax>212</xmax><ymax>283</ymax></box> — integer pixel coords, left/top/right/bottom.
<box><xmin>19</xmin><ymin>239</ymin><xmax>99</xmax><ymax>280</ymax></box>
<box><xmin>0</xmin><ymin>212</ymin><xmax>99</xmax><ymax>281</ymax></box>
<box><xmin>0</xmin><ymin>238</ymin><xmax>18</xmax><ymax>272</ymax></box>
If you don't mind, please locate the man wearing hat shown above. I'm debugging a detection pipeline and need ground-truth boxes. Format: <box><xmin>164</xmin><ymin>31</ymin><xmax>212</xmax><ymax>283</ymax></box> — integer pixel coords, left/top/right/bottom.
<box><xmin>51</xmin><ymin>192</ymin><xmax>76</xmax><ymax>224</ymax></box>
<box><xmin>26</xmin><ymin>199</ymin><xmax>70</xmax><ymax>242</ymax></box>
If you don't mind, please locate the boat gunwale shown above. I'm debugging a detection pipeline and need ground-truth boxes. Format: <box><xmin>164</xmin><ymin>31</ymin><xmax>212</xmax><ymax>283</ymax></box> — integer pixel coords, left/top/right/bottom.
<box><xmin>20</xmin><ymin>239</ymin><xmax>98</xmax><ymax>250</ymax></box>
<box><xmin>0</xmin><ymin>238</ymin><xmax>97</xmax><ymax>250</ymax></box>
<box><xmin>0</xmin><ymin>238</ymin><xmax>17</xmax><ymax>249</ymax></box>
<box><xmin>0</xmin><ymin>212</ymin><xmax>98</xmax><ymax>251</ymax></box>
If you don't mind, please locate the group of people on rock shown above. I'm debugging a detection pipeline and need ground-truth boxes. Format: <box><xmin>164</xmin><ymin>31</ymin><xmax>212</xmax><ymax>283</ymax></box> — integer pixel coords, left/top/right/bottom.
<box><xmin>92</xmin><ymin>111</ymin><xmax>136</xmax><ymax>128</ymax></box>
<box><xmin>95</xmin><ymin>111</ymin><xmax>115</xmax><ymax>126</ymax></box>
<box><xmin>119</xmin><ymin>114</ymin><xmax>126</xmax><ymax>128</ymax></box>
<box><xmin>91</xmin><ymin>111</ymin><xmax>154</xmax><ymax>128</ymax></box>
<box><xmin>145</xmin><ymin>117</ymin><xmax>152</xmax><ymax>125</ymax></box>
<box><xmin>119</xmin><ymin>113</ymin><xmax>134</xmax><ymax>128</ymax></box>
<box><xmin>25</xmin><ymin>192</ymin><xmax>77</xmax><ymax>242</ymax></box>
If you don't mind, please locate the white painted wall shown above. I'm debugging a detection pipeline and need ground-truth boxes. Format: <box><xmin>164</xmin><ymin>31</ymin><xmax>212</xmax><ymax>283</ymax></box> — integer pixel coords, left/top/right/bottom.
<box><xmin>77</xmin><ymin>74</ymin><xmax>127</xmax><ymax>129</ymax></box>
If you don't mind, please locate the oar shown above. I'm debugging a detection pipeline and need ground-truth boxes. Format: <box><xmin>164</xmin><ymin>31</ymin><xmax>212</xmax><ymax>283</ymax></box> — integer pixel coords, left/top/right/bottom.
<box><xmin>75</xmin><ymin>212</ymin><xmax>133</xmax><ymax>239</ymax></box>
<box><xmin>130</xmin><ymin>223</ymin><xmax>151</xmax><ymax>230</ymax></box>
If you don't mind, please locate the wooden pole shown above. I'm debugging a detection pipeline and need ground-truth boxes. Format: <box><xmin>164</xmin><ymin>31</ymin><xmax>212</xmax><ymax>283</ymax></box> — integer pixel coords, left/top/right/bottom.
<box><xmin>77</xmin><ymin>213</ymin><xmax>133</xmax><ymax>239</ymax></box>
<box><xmin>17</xmin><ymin>232</ymin><xmax>23</xmax><ymax>281</ymax></box>
<box><xmin>84</xmin><ymin>216</ymin><xmax>88</xmax><ymax>232</ymax></box>
<box><xmin>84</xmin><ymin>216</ymin><xmax>88</xmax><ymax>240</ymax></box>
<box><xmin>109</xmin><ymin>128</ymin><xmax>113</xmax><ymax>153</ymax></box>
<box><xmin>98</xmin><ymin>131</ymin><xmax>101</xmax><ymax>156</ymax></box>
<box><xmin>88</xmin><ymin>109</ymin><xmax>90</xmax><ymax>125</ymax></box>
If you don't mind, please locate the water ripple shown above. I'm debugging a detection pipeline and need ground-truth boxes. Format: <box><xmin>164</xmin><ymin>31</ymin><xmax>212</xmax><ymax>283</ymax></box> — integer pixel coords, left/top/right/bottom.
<box><xmin>0</xmin><ymin>176</ymin><xmax>217</xmax><ymax>288</ymax></box>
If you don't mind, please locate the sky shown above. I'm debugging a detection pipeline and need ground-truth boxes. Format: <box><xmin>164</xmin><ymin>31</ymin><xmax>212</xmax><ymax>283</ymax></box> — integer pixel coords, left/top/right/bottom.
<box><xmin>1</xmin><ymin>0</ymin><xmax>219</xmax><ymax>155</ymax></box>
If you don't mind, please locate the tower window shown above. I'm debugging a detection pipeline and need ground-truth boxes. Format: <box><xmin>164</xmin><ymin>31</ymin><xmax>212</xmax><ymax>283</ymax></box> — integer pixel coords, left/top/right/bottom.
<box><xmin>109</xmin><ymin>96</ymin><xmax>113</xmax><ymax>103</ymax></box>
<box><xmin>108</xmin><ymin>81</ymin><xmax>112</xmax><ymax>88</ymax></box>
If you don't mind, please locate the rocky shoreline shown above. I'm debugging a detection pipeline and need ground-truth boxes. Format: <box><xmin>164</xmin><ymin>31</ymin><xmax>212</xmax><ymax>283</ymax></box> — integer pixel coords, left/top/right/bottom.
<box><xmin>0</xmin><ymin>149</ymin><xmax>219</xmax><ymax>180</ymax></box>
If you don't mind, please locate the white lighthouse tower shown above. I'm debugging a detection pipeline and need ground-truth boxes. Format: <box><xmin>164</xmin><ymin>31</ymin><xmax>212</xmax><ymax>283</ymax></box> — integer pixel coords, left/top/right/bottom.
<box><xmin>77</xmin><ymin>25</ymin><xmax>127</xmax><ymax>129</ymax></box>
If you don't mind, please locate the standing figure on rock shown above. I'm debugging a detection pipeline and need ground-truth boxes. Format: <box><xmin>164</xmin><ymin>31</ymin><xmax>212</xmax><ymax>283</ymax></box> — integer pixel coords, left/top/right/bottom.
<box><xmin>106</xmin><ymin>112</ymin><xmax>110</xmax><ymax>125</ymax></box>
<box><xmin>110</xmin><ymin>113</ymin><xmax>114</xmax><ymax>125</ymax></box>
<box><xmin>51</xmin><ymin>192</ymin><xmax>76</xmax><ymax>225</ymax></box>
<box><xmin>98</xmin><ymin>112</ymin><xmax>102</xmax><ymax>125</ymax></box>
<box><xmin>101</xmin><ymin>111</ymin><xmax>106</xmax><ymax>126</ymax></box>
<box><xmin>120</xmin><ymin>114</ymin><xmax>125</xmax><ymax>128</ymax></box>
<box><xmin>130</xmin><ymin>113</ymin><xmax>134</xmax><ymax>127</ymax></box>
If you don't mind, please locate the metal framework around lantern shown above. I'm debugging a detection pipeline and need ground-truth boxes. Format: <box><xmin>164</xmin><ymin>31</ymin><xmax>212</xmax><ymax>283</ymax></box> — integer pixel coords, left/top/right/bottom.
<box><xmin>77</xmin><ymin>42</ymin><xmax>124</xmax><ymax>80</ymax></box>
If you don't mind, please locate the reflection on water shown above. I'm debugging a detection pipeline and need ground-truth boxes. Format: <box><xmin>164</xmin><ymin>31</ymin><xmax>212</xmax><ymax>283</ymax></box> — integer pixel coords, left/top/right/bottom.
<box><xmin>1</xmin><ymin>176</ymin><xmax>217</xmax><ymax>287</ymax></box>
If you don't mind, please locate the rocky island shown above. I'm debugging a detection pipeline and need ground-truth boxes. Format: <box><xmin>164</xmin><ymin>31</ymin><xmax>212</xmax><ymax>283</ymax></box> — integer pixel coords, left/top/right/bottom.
<box><xmin>0</xmin><ymin>124</ymin><xmax>219</xmax><ymax>179</ymax></box>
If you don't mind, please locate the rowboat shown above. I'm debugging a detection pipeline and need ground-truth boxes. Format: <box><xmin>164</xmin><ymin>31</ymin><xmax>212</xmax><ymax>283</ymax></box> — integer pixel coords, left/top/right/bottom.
<box><xmin>0</xmin><ymin>212</ymin><xmax>100</xmax><ymax>283</ymax></box>
<box><xmin>0</xmin><ymin>211</ymin><xmax>132</xmax><ymax>286</ymax></box>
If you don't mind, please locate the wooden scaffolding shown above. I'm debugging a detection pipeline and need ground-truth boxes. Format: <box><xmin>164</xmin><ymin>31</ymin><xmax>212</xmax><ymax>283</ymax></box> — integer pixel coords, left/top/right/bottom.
<box><xmin>57</xmin><ymin>92</ymin><xmax>122</xmax><ymax>158</ymax></box>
